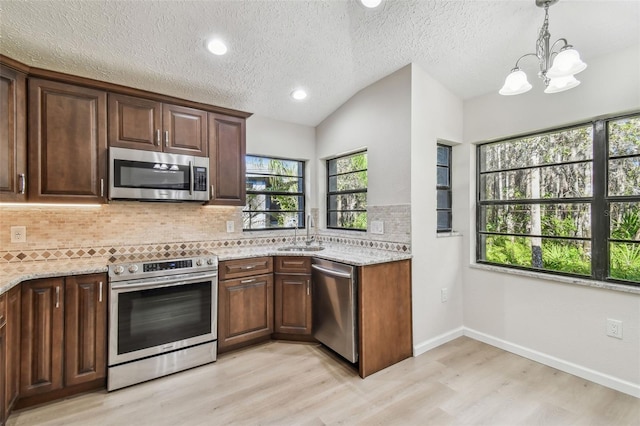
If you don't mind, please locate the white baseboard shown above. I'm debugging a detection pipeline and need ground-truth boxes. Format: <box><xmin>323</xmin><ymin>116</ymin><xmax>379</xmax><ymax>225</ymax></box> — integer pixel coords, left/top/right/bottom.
<box><xmin>413</xmin><ymin>326</ymin><xmax>464</xmax><ymax>357</ymax></box>
<box><xmin>464</xmin><ymin>327</ymin><xmax>640</xmax><ymax>398</ymax></box>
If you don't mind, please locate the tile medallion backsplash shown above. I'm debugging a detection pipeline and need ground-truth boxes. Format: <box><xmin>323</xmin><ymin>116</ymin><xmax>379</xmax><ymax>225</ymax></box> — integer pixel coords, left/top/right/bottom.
<box><xmin>0</xmin><ymin>203</ymin><xmax>411</xmax><ymax>263</ymax></box>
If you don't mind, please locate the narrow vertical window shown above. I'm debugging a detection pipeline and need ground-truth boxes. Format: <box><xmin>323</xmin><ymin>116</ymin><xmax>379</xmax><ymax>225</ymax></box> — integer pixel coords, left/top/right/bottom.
<box><xmin>327</xmin><ymin>151</ymin><xmax>367</xmax><ymax>230</ymax></box>
<box><xmin>437</xmin><ymin>144</ymin><xmax>452</xmax><ymax>232</ymax></box>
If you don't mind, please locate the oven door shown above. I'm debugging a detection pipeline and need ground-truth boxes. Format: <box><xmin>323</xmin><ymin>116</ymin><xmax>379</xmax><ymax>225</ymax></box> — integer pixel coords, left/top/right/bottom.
<box><xmin>109</xmin><ymin>271</ymin><xmax>217</xmax><ymax>366</ymax></box>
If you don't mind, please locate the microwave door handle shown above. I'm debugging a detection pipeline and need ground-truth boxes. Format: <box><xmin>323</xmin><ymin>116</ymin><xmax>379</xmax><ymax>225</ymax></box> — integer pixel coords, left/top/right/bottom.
<box><xmin>189</xmin><ymin>161</ymin><xmax>194</xmax><ymax>195</ymax></box>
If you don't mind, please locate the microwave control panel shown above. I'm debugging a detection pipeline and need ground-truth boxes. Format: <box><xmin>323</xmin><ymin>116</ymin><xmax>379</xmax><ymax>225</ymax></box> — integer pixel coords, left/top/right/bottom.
<box><xmin>194</xmin><ymin>167</ymin><xmax>207</xmax><ymax>192</ymax></box>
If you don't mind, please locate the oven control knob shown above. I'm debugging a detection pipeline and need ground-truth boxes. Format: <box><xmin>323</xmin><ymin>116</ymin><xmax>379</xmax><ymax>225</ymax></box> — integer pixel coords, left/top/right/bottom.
<box><xmin>128</xmin><ymin>264</ymin><xmax>139</xmax><ymax>274</ymax></box>
<box><xmin>114</xmin><ymin>266</ymin><xmax>125</xmax><ymax>275</ymax></box>
<box><xmin>196</xmin><ymin>259</ymin><xmax>204</xmax><ymax>266</ymax></box>
<box><xmin>207</xmin><ymin>258</ymin><xmax>214</xmax><ymax>265</ymax></box>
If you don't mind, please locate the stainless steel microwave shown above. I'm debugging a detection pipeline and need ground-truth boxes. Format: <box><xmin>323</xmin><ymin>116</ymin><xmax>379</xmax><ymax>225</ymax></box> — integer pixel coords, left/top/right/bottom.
<box><xmin>109</xmin><ymin>147</ymin><xmax>209</xmax><ymax>202</ymax></box>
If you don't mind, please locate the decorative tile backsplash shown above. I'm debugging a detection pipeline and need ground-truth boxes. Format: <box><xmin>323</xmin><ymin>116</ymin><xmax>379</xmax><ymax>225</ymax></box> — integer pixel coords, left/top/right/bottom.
<box><xmin>0</xmin><ymin>203</ymin><xmax>411</xmax><ymax>263</ymax></box>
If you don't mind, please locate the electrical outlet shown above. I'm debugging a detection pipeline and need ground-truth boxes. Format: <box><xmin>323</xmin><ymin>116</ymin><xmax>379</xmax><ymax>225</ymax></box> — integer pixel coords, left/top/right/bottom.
<box><xmin>441</xmin><ymin>288</ymin><xmax>448</xmax><ymax>303</ymax></box>
<box><xmin>606</xmin><ymin>319</ymin><xmax>623</xmax><ymax>339</ymax></box>
<box><xmin>10</xmin><ymin>226</ymin><xmax>26</xmax><ymax>243</ymax></box>
<box><xmin>226</xmin><ymin>221</ymin><xmax>234</xmax><ymax>233</ymax></box>
<box><xmin>370</xmin><ymin>220</ymin><xmax>384</xmax><ymax>234</ymax></box>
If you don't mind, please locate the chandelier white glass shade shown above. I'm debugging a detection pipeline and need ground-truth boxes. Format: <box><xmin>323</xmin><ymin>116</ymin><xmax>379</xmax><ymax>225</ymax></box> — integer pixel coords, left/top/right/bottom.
<box><xmin>499</xmin><ymin>0</ymin><xmax>587</xmax><ymax>96</ymax></box>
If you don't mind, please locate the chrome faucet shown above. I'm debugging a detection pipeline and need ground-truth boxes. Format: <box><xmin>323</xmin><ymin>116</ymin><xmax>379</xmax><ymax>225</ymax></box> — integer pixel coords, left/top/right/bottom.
<box><xmin>306</xmin><ymin>214</ymin><xmax>315</xmax><ymax>246</ymax></box>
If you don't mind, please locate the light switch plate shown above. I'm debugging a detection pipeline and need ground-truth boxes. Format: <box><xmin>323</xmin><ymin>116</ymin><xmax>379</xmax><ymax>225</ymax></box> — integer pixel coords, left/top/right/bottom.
<box><xmin>370</xmin><ymin>220</ymin><xmax>384</xmax><ymax>234</ymax></box>
<box><xmin>226</xmin><ymin>221</ymin><xmax>235</xmax><ymax>233</ymax></box>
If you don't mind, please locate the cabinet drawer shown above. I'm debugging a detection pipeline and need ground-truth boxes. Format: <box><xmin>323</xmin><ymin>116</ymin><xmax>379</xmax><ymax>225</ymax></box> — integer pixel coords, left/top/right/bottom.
<box><xmin>274</xmin><ymin>256</ymin><xmax>311</xmax><ymax>274</ymax></box>
<box><xmin>0</xmin><ymin>292</ymin><xmax>5</xmax><ymax>327</ymax></box>
<box><xmin>219</xmin><ymin>257</ymin><xmax>273</xmax><ymax>280</ymax></box>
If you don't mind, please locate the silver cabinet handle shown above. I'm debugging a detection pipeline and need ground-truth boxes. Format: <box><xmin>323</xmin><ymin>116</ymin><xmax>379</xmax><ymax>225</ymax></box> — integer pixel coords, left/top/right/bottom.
<box><xmin>55</xmin><ymin>286</ymin><xmax>60</xmax><ymax>308</ymax></box>
<box><xmin>240</xmin><ymin>278</ymin><xmax>256</xmax><ymax>284</ymax></box>
<box><xmin>156</xmin><ymin>129</ymin><xmax>161</xmax><ymax>146</ymax></box>
<box><xmin>99</xmin><ymin>281</ymin><xmax>103</xmax><ymax>303</ymax></box>
<box><xmin>307</xmin><ymin>279</ymin><xmax>310</xmax><ymax>295</ymax></box>
<box><xmin>210</xmin><ymin>185</ymin><xmax>214</xmax><ymax>200</ymax></box>
<box><xmin>164</xmin><ymin>130</ymin><xmax>169</xmax><ymax>147</ymax></box>
<box><xmin>19</xmin><ymin>173</ymin><xmax>26</xmax><ymax>194</ymax></box>
<box><xmin>242</xmin><ymin>265</ymin><xmax>256</xmax><ymax>270</ymax></box>
<box><xmin>100</xmin><ymin>178</ymin><xmax>104</xmax><ymax>198</ymax></box>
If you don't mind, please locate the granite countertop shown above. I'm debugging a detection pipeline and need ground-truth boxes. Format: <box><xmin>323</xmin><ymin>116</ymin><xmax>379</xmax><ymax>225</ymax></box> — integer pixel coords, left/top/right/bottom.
<box><xmin>0</xmin><ymin>244</ymin><xmax>412</xmax><ymax>295</ymax></box>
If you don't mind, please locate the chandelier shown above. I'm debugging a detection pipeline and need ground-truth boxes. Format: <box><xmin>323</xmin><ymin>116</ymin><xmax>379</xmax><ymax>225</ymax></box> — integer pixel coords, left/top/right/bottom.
<box><xmin>499</xmin><ymin>0</ymin><xmax>587</xmax><ymax>96</ymax></box>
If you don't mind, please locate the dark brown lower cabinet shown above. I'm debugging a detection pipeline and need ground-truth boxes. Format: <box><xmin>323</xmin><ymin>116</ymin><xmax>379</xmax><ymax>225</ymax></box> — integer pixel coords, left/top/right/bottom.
<box><xmin>0</xmin><ymin>292</ymin><xmax>6</xmax><ymax>426</ymax></box>
<box><xmin>274</xmin><ymin>256</ymin><xmax>312</xmax><ymax>338</ymax></box>
<box><xmin>218</xmin><ymin>272</ymin><xmax>274</xmax><ymax>352</ymax></box>
<box><xmin>4</xmin><ymin>285</ymin><xmax>20</xmax><ymax>419</ymax></box>
<box><xmin>18</xmin><ymin>274</ymin><xmax>106</xmax><ymax>409</ymax></box>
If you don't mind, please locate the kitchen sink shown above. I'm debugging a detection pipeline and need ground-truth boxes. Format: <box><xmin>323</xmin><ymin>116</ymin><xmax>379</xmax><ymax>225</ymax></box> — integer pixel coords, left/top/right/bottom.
<box><xmin>277</xmin><ymin>245</ymin><xmax>325</xmax><ymax>252</ymax></box>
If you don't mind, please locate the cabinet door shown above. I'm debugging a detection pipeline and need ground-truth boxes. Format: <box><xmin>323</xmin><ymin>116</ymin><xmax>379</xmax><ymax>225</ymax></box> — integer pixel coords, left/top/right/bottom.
<box><xmin>274</xmin><ymin>274</ymin><xmax>312</xmax><ymax>336</ymax></box>
<box><xmin>64</xmin><ymin>274</ymin><xmax>107</xmax><ymax>386</ymax></box>
<box><xmin>0</xmin><ymin>320</ymin><xmax>5</xmax><ymax>426</ymax></box>
<box><xmin>4</xmin><ymin>285</ymin><xmax>20</xmax><ymax>414</ymax></box>
<box><xmin>219</xmin><ymin>257</ymin><xmax>273</xmax><ymax>281</ymax></box>
<box><xmin>0</xmin><ymin>65</ymin><xmax>26</xmax><ymax>202</ymax></box>
<box><xmin>218</xmin><ymin>273</ymin><xmax>273</xmax><ymax>350</ymax></box>
<box><xmin>163</xmin><ymin>104</ymin><xmax>207</xmax><ymax>157</ymax></box>
<box><xmin>207</xmin><ymin>113</ymin><xmax>246</xmax><ymax>205</ymax></box>
<box><xmin>108</xmin><ymin>93</ymin><xmax>162</xmax><ymax>151</ymax></box>
<box><xmin>20</xmin><ymin>278</ymin><xmax>65</xmax><ymax>397</ymax></box>
<box><xmin>28</xmin><ymin>79</ymin><xmax>107</xmax><ymax>203</ymax></box>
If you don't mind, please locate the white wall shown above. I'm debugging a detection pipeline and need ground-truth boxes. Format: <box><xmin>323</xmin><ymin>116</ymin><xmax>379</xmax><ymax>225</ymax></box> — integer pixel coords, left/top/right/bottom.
<box><xmin>410</xmin><ymin>64</ymin><xmax>465</xmax><ymax>354</ymax></box>
<box><xmin>462</xmin><ymin>45</ymin><xmax>640</xmax><ymax>396</ymax></box>
<box><xmin>246</xmin><ymin>114</ymin><xmax>317</xmax><ymax>209</ymax></box>
<box><xmin>316</xmin><ymin>65</ymin><xmax>412</xmax><ymax>209</ymax></box>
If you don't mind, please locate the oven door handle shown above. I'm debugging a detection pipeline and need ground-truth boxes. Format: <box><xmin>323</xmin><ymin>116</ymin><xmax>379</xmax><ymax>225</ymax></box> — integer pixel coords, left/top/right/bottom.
<box><xmin>110</xmin><ymin>271</ymin><xmax>218</xmax><ymax>291</ymax></box>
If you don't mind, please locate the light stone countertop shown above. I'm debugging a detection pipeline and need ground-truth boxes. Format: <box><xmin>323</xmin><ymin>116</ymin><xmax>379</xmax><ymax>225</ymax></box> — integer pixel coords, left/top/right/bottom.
<box><xmin>0</xmin><ymin>244</ymin><xmax>412</xmax><ymax>295</ymax></box>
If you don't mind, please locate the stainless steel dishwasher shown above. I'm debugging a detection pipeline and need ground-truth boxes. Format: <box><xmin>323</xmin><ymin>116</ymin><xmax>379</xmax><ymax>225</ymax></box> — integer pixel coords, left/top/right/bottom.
<box><xmin>311</xmin><ymin>258</ymin><xmax>358</xmax><ymax>363</ymax></box>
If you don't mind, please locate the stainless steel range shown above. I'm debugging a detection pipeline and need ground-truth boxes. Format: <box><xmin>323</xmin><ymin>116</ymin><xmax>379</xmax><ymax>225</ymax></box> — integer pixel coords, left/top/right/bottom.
<box><xmin>107</xmin><ymin>254</ymin><xmax>218</xmax><ymax>391</ymax></box>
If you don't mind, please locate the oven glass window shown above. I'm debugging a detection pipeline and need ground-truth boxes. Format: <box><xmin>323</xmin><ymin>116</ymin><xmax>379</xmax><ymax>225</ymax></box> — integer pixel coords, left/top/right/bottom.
<box><xmin>114</xmin><ymin>159</ymin><xmax>190</xmax><ymax>190</ymax></box>
<box><xmin>117</xmin><ymin>281</ymin><xmax>212</xmax><ymax>354</ymax></box>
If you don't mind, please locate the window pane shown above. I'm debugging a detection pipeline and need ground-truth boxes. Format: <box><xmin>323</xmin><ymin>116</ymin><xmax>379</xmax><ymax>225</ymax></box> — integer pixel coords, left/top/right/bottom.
<box><xmin>329</xmin><ymin>152</ymin><xmax>368</xmax><ymax>175</ymax></box>
<box><xmin>481</xmin><ymin>235</ymin><xmax>590</xmax><ymax>275</ymax></box>
<box><xmin>609</xmin><ymin>202</ymin><xmax>640</xmax><ymax>240</ymax></box>
<box><xmin>328</xmin><ymin>193</ymin><xmax>366</xmax><ymax>211</ymax></box>
<box><xmin>437</xmin><ymin>166</ymin><xmax>449</xmax><ymax>187</ymax></box>
<box><xmin>328</xmin><ymin>211</ymin><xmax>367</xmax><ymax>230</ymax></box>
<box><xmin>246</xmin><ymin>175</ymin><xmax>302</xmax><ymax>193</ymax></box>
<box><xmin>437</xmin><ymin>211</ymin><xmax>451</xmax><ymax>231</ymax></box>
<box><xmin>480</xmin><ymin>204</ymin><xmax>591</xmax><ymax>238</ymax></box>
<box><xmin>246</xmin><ymin>156</ymin><xmax>301</xmax><ymax>176</ymax></box>
<box><xmin>437</xmin><ymin>146</ymin><xmax>450</xmax><ymax>166</ymax></box>
<box><xmin>329</xmin><ymin>171</ymin><xmax>367</xmax><ymax>192</ymax></box>
<box><xmin>609</xmin><ymin>117</ymin><xmax>640</xmax><ymax>157</ymax></box>
<box><xmin>480</xmin><ymin>163</ymin><xmax>592</xmax><ymax>201</ymax></box>
<box><xmin>437</xmin><ymin>190</ymin><xmax>451</xmax><ymax>210</ymax></box>
<box><xmin>608</xmin><ymin>157</ymin><xmax>640</xmax><ymax>196</ymax></box>
<box><xmin>480</xmin><ymin>126</ymin><xmax>592</xmax><ymax>173</ymax></box>
<box><xmin>609</xmin><ymin>242</ymin><xmax>640</xmax><ymax>281</ymax></box>
<box><xmin>243</xmin><ymin>211</ymin><xmax>301</xmax><ymax>230</ymax></box>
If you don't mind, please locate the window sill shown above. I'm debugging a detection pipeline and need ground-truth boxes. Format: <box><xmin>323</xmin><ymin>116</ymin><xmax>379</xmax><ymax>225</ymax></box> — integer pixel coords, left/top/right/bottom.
<box><xmin>437</xmin><ymin>231</ymin><xmax>462</xmax><ymax>238</ymax></box>
<box><xmin>469</xmin><ymin>263</ymin><xmax>640</xmax><ymax>295</ymax></box>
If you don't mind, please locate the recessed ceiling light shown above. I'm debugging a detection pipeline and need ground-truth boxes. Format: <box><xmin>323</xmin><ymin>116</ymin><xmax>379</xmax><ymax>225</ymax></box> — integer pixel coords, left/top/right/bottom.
<box><xmin>207</xmin><ymin>39</ymin><xmax>227</xmax><ymax>56</ymax></box>
<box><xmin>359</xmin><ymin>0</ymin><xmax>382</xmax><ymax>8</ymax></box>
<box><xmin>291</xmin><ymin>89</ymin><xmax>307</xmax><ymax>100</ymax></box>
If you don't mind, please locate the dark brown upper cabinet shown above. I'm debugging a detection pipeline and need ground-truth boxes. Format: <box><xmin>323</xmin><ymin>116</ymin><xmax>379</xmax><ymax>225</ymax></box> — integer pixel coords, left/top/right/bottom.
<box><xmin>28</xmin><ymin>79</ymin><xmax>107</xmax><ymax>203</ymax></box>
<box><xmin>207</xmin><ymin>113</ymin><xmax>246</xmax><ymax>205</ymax></box>
<box><xmin>108</xmin><ymin>93</ymin><xmax>208</xmax><ymax>157</ymax></box>
<box><xmin>0</xmin><ymin>65</ymin><xmax>27</xmax><ymax>202</ymax></box>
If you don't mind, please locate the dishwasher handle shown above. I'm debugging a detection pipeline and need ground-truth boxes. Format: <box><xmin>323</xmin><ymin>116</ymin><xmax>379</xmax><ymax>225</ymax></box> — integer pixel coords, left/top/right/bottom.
<box><xmin>311</xmin><ymin>263</ymin><xmax>353</xmax><ymax>279</ymax></box>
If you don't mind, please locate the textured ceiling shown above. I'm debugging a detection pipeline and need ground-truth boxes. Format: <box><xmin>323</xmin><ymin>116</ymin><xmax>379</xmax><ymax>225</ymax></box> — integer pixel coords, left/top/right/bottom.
<box><xmin>0</xmin><ymin>0</ymin><xmax>638</xmax><ymax>126</ymax></box>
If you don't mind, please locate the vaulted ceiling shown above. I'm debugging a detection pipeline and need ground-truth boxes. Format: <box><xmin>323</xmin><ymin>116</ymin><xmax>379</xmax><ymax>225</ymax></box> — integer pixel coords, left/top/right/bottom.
<box><xmin>1</xmin><ymin>0</ymin><xmax>638</xmax><ymax>126</ymax></box>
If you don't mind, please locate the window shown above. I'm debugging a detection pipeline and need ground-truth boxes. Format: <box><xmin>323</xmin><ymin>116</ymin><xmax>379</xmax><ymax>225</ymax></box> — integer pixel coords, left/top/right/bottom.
<box><xmin>243</xmin><ymin>155</ymin><xmax>305</xmax><ymax>230</ymax></box>
<box><xmin>437</xmin><ymin>144</ymin><xmax>452</xmax><ymax>232</ymax></box>
<box><xmin>477</xmin><ymin>113</ymin><xmax>640</xmax><ymax>287</ymax></box>
<box><xmin>327</xmin><ymin>151</ymin><xmax>367</xmax><ymax>230</ymax></box>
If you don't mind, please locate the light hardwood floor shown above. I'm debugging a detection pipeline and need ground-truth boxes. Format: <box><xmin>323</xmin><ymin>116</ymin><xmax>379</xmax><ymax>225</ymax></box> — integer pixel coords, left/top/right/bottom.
<box><xmin>7</xmin><ymin>337</ymin><xmax>639</xmax><ymax>425</ymax></box>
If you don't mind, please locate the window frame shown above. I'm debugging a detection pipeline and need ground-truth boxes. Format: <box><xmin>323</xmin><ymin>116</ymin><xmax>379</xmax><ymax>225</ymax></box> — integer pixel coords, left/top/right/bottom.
<box><xmin>243</xmin><ymin>154</ymin><xmax>306</xmax><ymax>231</ymax></box>
<box><xmin>476</xmin><ymin>111</ymin><xmax>640</xmax><ymax>288</ymax></box>
<box><xmin>326</xmin><ymin>150</ymin><xmax>368</xmax><ymax>231</ymax></box>
<box><xmin>437</xmin><ymin>144</ymin><xmax>453</xmax><ymax>233</ymax></box>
